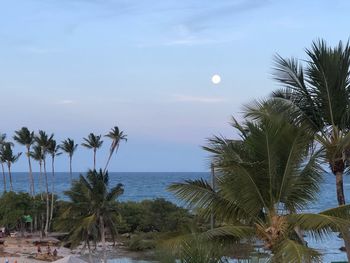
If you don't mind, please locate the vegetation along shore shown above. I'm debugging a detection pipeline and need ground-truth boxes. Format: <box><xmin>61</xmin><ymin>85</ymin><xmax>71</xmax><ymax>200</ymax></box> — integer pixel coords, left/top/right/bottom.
<box><xmin>2</xmin><ymin>40</ymin><xmax>350</xmax><ymax>262</ymax></box>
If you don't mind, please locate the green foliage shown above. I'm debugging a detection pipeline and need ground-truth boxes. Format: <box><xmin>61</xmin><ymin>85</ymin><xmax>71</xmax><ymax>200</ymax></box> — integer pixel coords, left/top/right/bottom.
<box><xmin>117</xmin><ymin>198</ymin><xmax>192</xmax><ymax>234</ymax></box>
<box><xmin>104</xmin><ymin>126</ymin><xmax>127</xmax><ymax>173</ymax></box>
<box><xmin>169</xmin><ymin>106</ymin><xmax>350</xmax><ymax>262</ymax></box>
<box><xmin>0</xmin><ymin>192</ymin><xmax>32</xmax><ymax>229</ymax></box>
<box><xmin>128</xmin><ymin>232</ymin><xmax>158</xmax><ymax>251</ymax></box>
<box><xmin>157</xmin><ymin>235</ymin><xmax>229</xmax><ymax>263</ymax></box>
<box><xmin>56</xmin><ymin>169</ymin><xmax>123</xmax><ymax>247</ymax></box>
<box><xmin>13</xmin><ymin>127</ymin><xmax>35</xmax><ymax>147</ymax></box>
<box><xmin>60</xmin><ymin>138</ymin><xmax>78</xmax><ymax>157</ymax></box>
<box><xmin>81</xmin><ymin>133</ymin><xmax>103</xmax><ymax>149</ymax></box>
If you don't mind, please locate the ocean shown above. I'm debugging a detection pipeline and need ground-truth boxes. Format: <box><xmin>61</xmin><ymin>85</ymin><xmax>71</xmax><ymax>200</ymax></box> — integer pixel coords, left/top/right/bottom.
<box><xmin>5</xmin><ymin>171</ymin><xmax>350</xmax><ymax>262</ymax></box>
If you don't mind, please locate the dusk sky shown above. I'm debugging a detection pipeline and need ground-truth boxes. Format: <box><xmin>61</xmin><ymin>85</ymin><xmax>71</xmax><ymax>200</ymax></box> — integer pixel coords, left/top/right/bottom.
<box><xmin>1</xmin><ymin>0</ymin><xmax>349</xmax><ymax>172</ymax></box>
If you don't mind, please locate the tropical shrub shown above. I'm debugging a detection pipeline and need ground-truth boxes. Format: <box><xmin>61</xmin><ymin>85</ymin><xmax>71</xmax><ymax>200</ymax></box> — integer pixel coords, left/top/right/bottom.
<box><xmin>117</xmin><ymin>198</ymin><xmax>192</xmax><ymax>233</ymax></box>
<box><xmin>0</xmin><ymin>192</ymin><xmax>32</xmax><ymax>230</ymax></box>
<box><xmin>169</xmin><ymin>103</ymin><xmax>350</xmax><ymax>262</ymax></box>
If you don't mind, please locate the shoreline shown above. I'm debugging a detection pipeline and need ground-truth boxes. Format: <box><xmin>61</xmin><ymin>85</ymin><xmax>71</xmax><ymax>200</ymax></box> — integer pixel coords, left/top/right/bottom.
<box><xmin>0</xmin><ymin>236</ymin><xmax>155</xmax><ymax>263</ymax></box>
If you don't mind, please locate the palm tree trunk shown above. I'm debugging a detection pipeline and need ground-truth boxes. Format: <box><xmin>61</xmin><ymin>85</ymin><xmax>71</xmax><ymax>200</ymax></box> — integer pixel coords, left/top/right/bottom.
<box><xmin>334</xmin><ymin>168</ymin><xmax>350</xmax><ymax>261</ymax></box>
<box><xmin>50</xmin><ymin>157</ymin><xmax>55</xmax><ymax>224</ymax></box>
<box><xmin>100</xmin><ymin>216</ymin><xmax>106</xmax><ymax>262</ymax></box>
<box><xmin>43</xmin><ymin>158</ymin><xmax>50</xmax><ymax>236</ymax></box>
<box><xmin>341</xmin><ymin>228</ymin><xmax>350</xmax><ymax>262</ymax></box>
<box><xmin>69</xmin><ymin>155</ymin><xmax>73</xmax><ymax>183</ymax></box>
<box><xmin>93</xmin><ymin>149</ymin><xmax>96</xmax><ymax>170</ymax></box>
<box><xmin>26</xmin><ymin>147</ymin><xmax>34</xmax><ymax>196</ymax></box>
<box><xmin>39</xmin><ymin>161</ymin><xmax>43</xmax><ymax>200</ymax></box>
<box><xmin>7</xmin><ymin>162</ymin><xmax>13</xmax><ymax>192</ymax></box>
<box><xmin>103</xmin><ymin>151</ymin><xmax>113</xmax><ymax>174</ymax></box>
<box><xmin>336</xmin><ymin>171</ymin><xmax>346</xmax><ymax>205</ymax></box>
<box><xmin>87</xmin><ymin>241</ymin><xmax>93</xmax><ymax>263</ymax></box>
<box><xmin>1</xmin><ymin>162</ymin><xmax>6</xmax><ymax>192</ymax></box>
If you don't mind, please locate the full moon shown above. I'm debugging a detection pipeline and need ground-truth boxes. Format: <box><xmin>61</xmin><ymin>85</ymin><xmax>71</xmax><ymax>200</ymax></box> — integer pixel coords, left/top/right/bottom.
<box><xmin>211</xmin><ymin>74</ymin><xmax>221</xmax><ymax>84</ymax></box>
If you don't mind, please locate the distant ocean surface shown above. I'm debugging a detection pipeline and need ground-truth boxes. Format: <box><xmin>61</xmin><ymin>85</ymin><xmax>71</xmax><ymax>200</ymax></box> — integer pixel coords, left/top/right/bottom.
<box><xmin>6</xmin><ymin>172</ymin><xmax>350</xmax><ymax>262</ymax></box>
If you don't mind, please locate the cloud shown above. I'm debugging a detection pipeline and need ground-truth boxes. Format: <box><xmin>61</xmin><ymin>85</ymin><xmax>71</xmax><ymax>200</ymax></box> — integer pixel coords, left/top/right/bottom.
<box><xmin>172</xmin><ymin>94</ymin><xmax>227</xmax><ymax>103</ymax></box>
<box><xmin>183</xmin><ymin>0</ymin><xmax>271</xmax><ymax>32</ymax></box>
<box><xmin>57</xmin><ymin>99</ymin><xmax>75</xmax><ymax>105</ymax></box>
<box><xmin>163</xmin><ymin>36</ymin><xmax>218</xmax><ymax>46</ymax></box>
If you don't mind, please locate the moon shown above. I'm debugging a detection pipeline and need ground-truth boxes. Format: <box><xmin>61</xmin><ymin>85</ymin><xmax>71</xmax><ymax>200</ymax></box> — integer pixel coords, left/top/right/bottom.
<box><xmin>211</xmin><ymin>74</ymin><xmax>221</xmax><ymax>84</ymax></box>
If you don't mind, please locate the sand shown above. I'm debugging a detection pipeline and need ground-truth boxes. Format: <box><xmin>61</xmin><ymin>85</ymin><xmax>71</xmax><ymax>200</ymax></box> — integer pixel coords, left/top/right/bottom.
<box><xmin>0</xmin><ymin>235</ymin><xmax>72</xmax><ymax>263</ymax></box>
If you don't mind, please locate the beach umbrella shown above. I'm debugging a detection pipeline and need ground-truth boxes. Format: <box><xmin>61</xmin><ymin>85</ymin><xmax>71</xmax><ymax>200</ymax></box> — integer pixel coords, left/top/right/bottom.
<box><xmin>53</xmin><ymin>255</ymin><xmax>88</xmax><ymax>263</ymax></box>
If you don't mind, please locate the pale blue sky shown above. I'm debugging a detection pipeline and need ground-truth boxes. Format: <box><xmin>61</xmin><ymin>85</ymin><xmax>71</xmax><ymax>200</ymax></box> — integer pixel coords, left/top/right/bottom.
<box><xmin>1</xmin><ymin>0</ymin><xmax>350</xmax><ymax>172</ymax></box>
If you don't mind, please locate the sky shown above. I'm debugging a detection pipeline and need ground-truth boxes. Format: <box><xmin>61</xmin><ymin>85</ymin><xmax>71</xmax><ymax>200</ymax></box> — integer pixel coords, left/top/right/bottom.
<box><xmin>1</xmin><ymin>0</ymin><xmax>350</xmax><ymax>172</ymax></box>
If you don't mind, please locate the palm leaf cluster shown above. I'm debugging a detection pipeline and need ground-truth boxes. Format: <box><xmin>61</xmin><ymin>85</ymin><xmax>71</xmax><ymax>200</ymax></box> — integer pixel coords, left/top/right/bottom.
<box><xmin>169</xmin><ymin>102</ymin><xmax>350</xmax><ymax>262</ymax></box>
<box><xmin>271</xmin><ymin>39</ymin><xmax>350</xmax><ymax>259</ymax></box>
<box><xmin>272</xmin><ymin>39</ymin><xmax>350</xmax><ymax>206</ymax></box>
<box><xmin>57</xmin><ymin>169</ymin><xmax>124</xmax><ymax>256</ymax></box>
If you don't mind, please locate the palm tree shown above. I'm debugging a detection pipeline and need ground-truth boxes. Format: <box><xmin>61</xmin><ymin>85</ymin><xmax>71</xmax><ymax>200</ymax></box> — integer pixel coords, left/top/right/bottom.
<box><xmin>60</xmin><ymin>138</ymin><xmax>78</xmax><ymax>183</ymax></box>
<box><xmin>271</xmin><ymin>39</ymin><xmax>350</xmax><ymax>258</ymax></box>
<box><xmin>0</xmin><ymin>150</ymin><xmax>6</xmax><ymax>193</ymax></box>
<box><xmin>13</xmin><ymin>127</ymin><xmax>35</xmax><ymax>196</ymax></box>
<box><xmin>58</xmin><ymin>169</ymin><xmax>123</xmax><ymax>261</ymax></box>
<box><xmin>0</xmin><ymin>133</ymin><xmax>9</xmax><ymax>192</ymax></box>
<box><xmin>31</xmin><ymin>145</ymin><xmax>44</xmax><ymax>197</ymax></box>
<box><xmin>34</xmin><ymin>130</ymin><xmax>53</xmax><ymax>236</ymax></box>
<box><xmin>2</xmin><ymin>143</ymin><xmax>21</xmax><ymax>192</ymax></box>
<box><xmin>169</xmin><ymin>106</ymin><xmax>350</xmax><ymax>262</ymax></box>
<box><xmin>104</xmin><ymin>127</ymin><xmax>127</xmax><ymax>174</ymax></box>
<box><xmin>47</xmin><ymin>139</ymin><xmax>61</xmax><ymax>224</ymax></box>
<box><xmin>82</xmin><ymin>133</ymin><xmax>103</xmax><ymax>170</ymax></box>
<box><xmin>30</xmin><ymin>145</ymin><xmax>46</xmax><ymax>238</ymax></box>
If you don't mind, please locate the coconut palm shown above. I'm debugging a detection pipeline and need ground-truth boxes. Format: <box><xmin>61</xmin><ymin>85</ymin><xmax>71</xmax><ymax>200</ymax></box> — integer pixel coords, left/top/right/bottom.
<box><xmin>271</xmin><ymin>39</ymin><xmax>350</xmax><ymax>258</ymax></box>
<box><xmin>60</xmin><ymin>138</ymin><xmax>78</xmax><ymax>183</ymax></box>
<box><xmin>169</xmin><ymin>106</ymin><xmax>350</xmax><ymax>262</ymax></box>
<box><xmin>1</xmin><ymin>143</ymin><xmax>22</xmax><ymax>192</ymax></box>
<box><xmin>30</xmin><ymin>145</ymin><xmax>44</xmax><ymax>196</ymax></box>
<box><xmin>30</xmin><ymin>145</ymin><xmax>46</xmax><ymax>237</ymax></box>
<box><xmin>104</xmin><ymin>127</ymin><xmax>127</xmax><ymax>174</ymax></box>
<box><xmin>0</xmin><ymin>150</ymin><xmax>6</xmax><ymax>193</ymax></box>
<box><xmin>82</xmin><ymin>133</ymin><xmax>103</xmax><ymax>170</ymax></box>
<box><xmin>13</xmin><ymin>127</ymin><xmax>35</xmax><ymax>196</ymax></box>
<box><xmin>0</xmin><ymin>133</ymin><xmax>9</xmax><ymax>192</ymax></box>
<box><xmin>34</xmin><ymin>130</ymin><xmax>54</xmax><ymax>236</ymax></box>
<box><xmin>47</xmin><ymin>139</ymin><xmax>61</xmax><ymax>224</ymax></box>
<box><xmin>58</xmin><ymin>169</ymin><xmax>123</xmax><ymax>261</ymax></box>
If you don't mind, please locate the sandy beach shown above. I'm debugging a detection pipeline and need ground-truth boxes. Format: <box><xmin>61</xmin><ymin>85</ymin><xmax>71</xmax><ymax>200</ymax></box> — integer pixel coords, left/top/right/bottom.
<box><xmin>0</xmin><ymin>235</ymin><xmax>72</xmax><ymax>263</ymax></box>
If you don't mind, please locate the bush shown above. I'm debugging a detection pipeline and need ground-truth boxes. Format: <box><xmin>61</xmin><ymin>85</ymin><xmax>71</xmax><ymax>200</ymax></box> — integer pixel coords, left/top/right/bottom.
<box><xmin>117</xmin><ymin>198</ymin><xmax>192</xmax><ymax>234</ymax></box>
<box><xmin>0</xmin><ymin>192</ymin><xmax>33</xmax><ymax>230</ymax></box>
<box><xmin>128</xmin><ymin>233</ymin><xmax>158</xmax><ymax>251</ymax></box>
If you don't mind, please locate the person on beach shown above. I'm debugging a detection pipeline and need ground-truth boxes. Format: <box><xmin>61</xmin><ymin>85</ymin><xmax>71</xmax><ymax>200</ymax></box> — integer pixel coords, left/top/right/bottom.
<box><xmin>37</xmin><ymin>245</ymin><xmax>42</xmax><ymax>254</ymax></box>
<box><xmin>53</xmin><ymin>248</ymin><xmax>58</xmax><ymax>257</ymax></box>
<box><xmin>47</xmin><ymin>244</ymin><xmax>51</xmax><ymax>255</ymax></box>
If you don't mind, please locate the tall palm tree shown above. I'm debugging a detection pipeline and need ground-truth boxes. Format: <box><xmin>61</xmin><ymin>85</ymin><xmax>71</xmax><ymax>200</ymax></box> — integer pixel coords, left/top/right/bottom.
<box><xmin>271</xmin><ymin>39</ymin><xmax>350</xmax><ymax>258</ymax></box>
<box><xmin>0</xmin><ymin>133</ymin><xmax>9</xmax><ymax>192</ymax></box>
<box><xmin>60</xmin><ymin>138</ymin><xmax>78</xmax><ymax>183</ymax></box>
<box><xmin>0</xmin><ymin>150</ymin><xmax>6</xmax><ymax>193</ymax></box>
<box><xmin>2</xmin><ymin>143</ymin><xmax>21</xmax><ymax>192</ymax></box>
<box><xmin>82</xmin><ymin>133</ymin><xmax>103</xmax><ymax>170</ymax></box>
<box><xmin>34</xmin><ymin>130</ymin><xmax>53</xmax><ymax>236</ymax></box>
<box><xmin>58</xmin><ymin>170</ymin><xmax>123</xmax><ymax>261</ymax></box>
<box><xmin>47</xmin><ymin>139</ymin><xmax>61</xmax><ymax>224</ymax></box>
<box><xmin>169</xmin><ymin>106</ymin><xmax>350</xmax><ymax>262</ymax></box>
<box><xmin>104</xmin><ymin>127</ymin><xmax>127</xmax><ymax>174</ymax></box>
<box><xmin>31</xmin><ymin>145</ymin><xmax>44</xmax><ymax>197</ymax></box>
<box><xmin>13</xmin><ymin>127</ymin><xmax>35</xmax><ymax>196</ymax></box>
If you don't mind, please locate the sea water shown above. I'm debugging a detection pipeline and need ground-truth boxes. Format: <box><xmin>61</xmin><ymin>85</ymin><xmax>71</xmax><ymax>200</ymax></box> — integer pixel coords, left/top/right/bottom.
<box><xmin>6</xmin><ymin>172</ymin><xmax>350</xmax><ymax>262</ymax></box>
